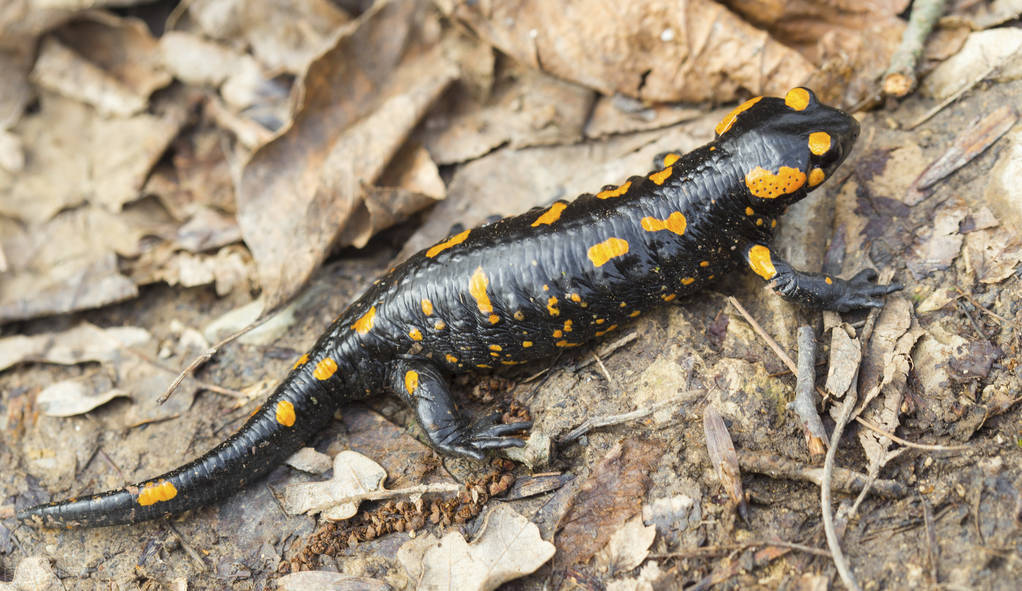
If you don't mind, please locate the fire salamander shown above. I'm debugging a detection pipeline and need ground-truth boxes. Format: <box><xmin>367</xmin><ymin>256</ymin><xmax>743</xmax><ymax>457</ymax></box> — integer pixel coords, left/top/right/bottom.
<box><xmin>19</xmin><ymin>88</ymin><xmax>900</xmax><ymax>527</ymax></box>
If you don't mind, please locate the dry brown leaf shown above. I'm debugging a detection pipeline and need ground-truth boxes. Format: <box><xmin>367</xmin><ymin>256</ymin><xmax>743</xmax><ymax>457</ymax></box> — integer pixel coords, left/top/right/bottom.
<box><xmin>31</xmin><ymin>38</ymin><xmax>144</xmax><ymax>117</ymax></box>
<box><xmin>723</xmin><ymin>0</ymin><xmax>908</xmax><ymax>47</ymax></box>
<box><xmin>554</xmin><ymin>439</ymin><xmax>662</xmax><ymax>568</ymax></box>
<box><xmin>824</xmin><ymin>324</ymin><xmax>860</xmax><ymax>398</ymax></box>
<box><xmin>0</xmin><ymin>556</ymin><xmax>62</xmax><ymax>591</ymax></box>
<box><xmin>984</xmin><ymin>129</ymin><xmax>1022</xmax><ymax>228</ymax></box>
<box><xmin>186</xmin><ymin>0</ymin><xmax>351</xmax><ymax>74</ymax></box>
<box><xmin>906</xmin><ymin>205</ymin><xmax>966</xmax><ymax>278</ymax></box>
<box><xmin>0</xmin><ymin>48</ymin><xmax>34</xmax><ymax>129</ymax></box>
<box><xmin>963</xmin><ymin>228</ymin><xmax>1022</xmax><ymax>284</ymax></box>
<box><xmin>703</xmin><ymin>405</ymin><xmax>746</xmax><ymax>518</ymax></box>
<box><xmin>400</xmin><ymin>504</ymin><xmax>555</xmax><ymax>591</ymax></box>
<box><xmin>283</xmin><ymin>451</ymin><xmax>388</xmax><ymax>519</ymax></box>
<box><xmin>436</xmin><ymin>0</ymin><xmax>814</xmax><ymax>103</ymax></box>
<box><xmin>36</xmin><ymin>375</ymin><xmax>129</xmax><ymax>417</ymax></box>
<box><xmin>0</xmin><ymin>322</ymin><xmax>150</xmax><ymax>372</ymax></box>
<box><xmin>237</xmin><ymin>0</ymin><xmax>456</xmax><ymax>310</ymax></box>
<box><xmin>420</xmin><ymin>60</ymin><xmax>594</xmax><ymax>165</ymax></box>
<box><xmin>0</xmin><ymin>1</ymin><xmax>151</xmax><ymax>48</ymax></box>
<box><xmin>594</xmin><ymin>514</ymin><xmax>656</xmax><ymax>575</ymax></box>
<box><xmin>53</xmin><ymin>12</ymin><xmax>171</xmax><ymax>104</ymax></box>
<box><xmin>0</xmin><ymin>93</ymin><xmax>184</xmax><ymax>222</ymax></box>
<box><xmin>856</xmin><ymin>298</ymin><xmax>923</xmax><ymax>476</ymax></box>
<box><xmin>275</xmin><ymin>571</ymin><xmax>390</xmax><ymax>591</ymax></box>
<box><xmin>923</xmin><ymin>29</ymin><xmax>1022</xmax><ymax>100</ymax></box>
<box><xmin>585</xmin><ymin>95</ymin><xmax>703</xmax><ymax>139</ymax></box>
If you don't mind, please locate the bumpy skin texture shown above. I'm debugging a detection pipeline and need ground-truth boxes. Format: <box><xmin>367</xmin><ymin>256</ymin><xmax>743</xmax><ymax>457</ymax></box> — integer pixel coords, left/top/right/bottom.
<box><xmin>19</xmin><ymin>88</ymin><xmax>900</xmax><ymax>527</ymax></box>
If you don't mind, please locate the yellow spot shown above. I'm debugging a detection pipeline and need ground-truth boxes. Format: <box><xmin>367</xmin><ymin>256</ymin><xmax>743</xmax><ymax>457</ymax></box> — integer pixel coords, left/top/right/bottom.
<box><xmin>709</xmin><ymin>146</ymin><xmax>717</xmax><ymax>151</ymax></box>
<box><xmin>476</xmin><ymin>364</ymin><xmax>491</xmax><ymax>369</ymax></box>
<box><xmin>434</xmin><ymin>320</ymin><xmax>446</xmax><ymax>330</ymax></box>
<box><xmin>595</xmin><ymin>318</ymin><xmax>605</xmax><ymax>325</ymax></box>
<box><xmin>489</xmin><ymin>315</ymin><xmax>500</xmax><ymax>324</ymax></box>
<box><xmin>595</xmin><ymin>324</ymin><xmax>618</xmax><ymax>337</ymax></box>
<box><xmin>640</xmin><ymin>211</ymin><xmax>687</xmax><ymax>235</ymax></box>
<box><xmin>596</xmin><ymin>181</ymin><xmax>631</xmax><ymax>200</ymax></box>
<box><xmin>809</xmin><ymin>167</ymin><xmax>825</xmax><ymax>187</ymax></box>
<box><xmin>514</xmin><ymin>310</ymin><xmax>525</xmax><ymax>321</ymax></box>
<box><xmin>409</xmin><ymin>328</ymin><xmax>423</xmax><ymax>341</ymax></box>
<box><xmin>291</xmin><ymin>354</ymin><xmax>309</xmax><ymax>370</ymax></box>
<box><xmin>421</xmin><ymin>299</ymin><xmax>434</xmax><ymax>316</ymax></box>
<box><xmin>808</xmin><ymin>131</ymin><xmax>831</xmax><ymax>156</ymax></box>
<box><xmin>313</xmin><ymin>358</ymin><xmax>338</xmax><ymax>380</ymax></box>
<box><xmin>715</xmin><ymin>96</ymin><xmax>763</xmax><ymax>135</ymax></box>
<box><xmin>276</xmin><ymin>400</ymin><xmax>296</xmax><ymax>427</ymax></box>
<box><xmin>445</xmin><ymin>354</ymin><xmax>458</xmax><ymax>363</ymax></box>
<box><xmin>469</xmin><ymin>267</ymin><xmax>494</xmax><ymax>318</ymax></box>
<box><xmin>749</xmin><ymin>245</ymin><xmax>777</xmax><ymax>279</ymax></box>
<box><xmin>682</xmin><ymin>277</ymin><xmax>696</xmax><ymax>285</ymax></box>
<box><xmin>542</xmin><ymin>284</ymin><xmax>549</xmax><ymax>291</ymax></box>
<box><xmin>620</xmin><ymin>302</ymin><xmax>627</xmax><ymax>308</ymax></box>
<box><xmin>649</xmin><ymin>166</ymin><xmax>673</xmax><ymax>185</ymax></box>
<box><xmin>501</xmin><ymin>360</ymin><xmax>525</xmax><ymax>366</ymax></box>
<box><xmin>489</xmin><ymin>344</ymin><xmax>502</xmax><ymax>352</ymax></box>
<box><xmin>569</xmin><ymin>293</ymin><xmax>581</xmax><ymax>303</ymax></box>
<box><xmin>663</xmin><ymin>153</ymin><xmax>681</xmax><ymax>166</ymax></box>
<box><xmin>532</xmin><ymin>202</ymin><xmax>568</xmax><ymax>227</ymax></box>
<box><xmin>426</xmin><ymin>229</ymin><xmax>471</xmax><ymax>258</ymax></box>
<box><xmin>352</xmin><ymin>306</ymin><xmax>376</xmax><ymax>334</ymax></box>
<box><xmin>137</xmin><ymin>480</ymin><xmax>178</xmax><ymax>506</ymax></box>
<box><xmin>699</xmin><ymin>261</ymin><xmax>709</xmax><ymax>268</ymax></box>
<box><xmin>490</xmin><ymin>352</ymin><xmax>500</xmax><ymax>357</ymax></box>
<box><xmin>662</xmin><ymin>294</ymin><xmax>677</xmax><ymax>302</ymax></box>
<box><xmin>825</xmin><ymin>276</ymin><xmax>833</xmax><ymax>285</ymax></box>
<box><xmin>522</xmin><ymin>341</ymin><xmax>533</xmax><ymax>348</ymax></box>
<box><xmin>547</xmin><ymin>296</ymin><xmax>560</xmax><ymax>316</ymax></box>
<box><xmin>629</xmin><ymin>310</ymin><xmax>641</xmax><ymax>318</ymax></box>
<box><xmin>785</xmin><ymin>88</ymin><xmax>810</xmax><ymax>111</ymax></box>
<box><xmin>563</xmin><ymin>320</ymin><xmax>573</xmax><ymax>332</ymax></box>
<box><xmin>556</xmin><ymin>340</ymin><xmax>580</xmax><ymax>348</ymax></box>
<box><xmin>404</xmin><ymin>370</ymin><xmax>419</xmax><ymax>394</ymax></box>
<box><xmin>587</xmin><ymin>237</ymin><xmax>630</xmax><ymax>267</ymax></box>
<box><xmin>756</xmin><ymin>218</ymin><xmax>764</xmax><ymax>226</ymax></box>
<box><xmin>745</xmin><ymin>207</ymin><xmax>754</xmax><ymax>216</ymax></box>
<box><xmin>771</xmin><ymin>219</ymin><xmax>778</xmax><ymax>228</ymax></box>
<box><xmin>745</xmin><ymin>166</ymin><xmax>807</xmax><ymax>199</ymax></box>
<box><xmin>553</xmin><ymin>329</ymin><xmax>564</xmax><ymax>338</ymax></box>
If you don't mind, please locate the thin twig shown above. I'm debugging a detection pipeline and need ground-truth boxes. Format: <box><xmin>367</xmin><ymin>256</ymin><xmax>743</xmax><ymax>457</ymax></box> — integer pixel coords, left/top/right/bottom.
<box><xmin>922</xmin><ymin>494</ymin><xmax>939</xmax><ymax>586</ymax></box>
<box><xmin>128</xmin><ymin>349</ymin><xmax>247</xmax><ymax>399</ymax></box>
<box><xmin>157</xmin><ymin>315</ymin><xmax>272</xmax><ymax>404</ymax></box>
<box><xmin>560</xmin><ymin>393</ymin><xmax>700</xmax><ymax>443</ymax></box>
<box><xmin>823</xmin><ymin>383</ymin><xmax>863</xmax><ymax>591</ymax></box>
<box><xmin>907</xmin><ymin>62</ymin><xmax>998</xmax><ymax>130</ymax></box>
<box><xmin>791</xmin><ymin>325</ymin><xmax>827</xmax><ymax>458</ymax></box>
<box><xmin>650</xmin><ymin>539</ymin><xmax>832</xmax><ymax>560</ymax></box>
<box><xmin>738</xmin><ymin>450</ymin><xmax>906</xmax><ymax>499</ymax></box>
<box><xmin>727</xmin><ymin>297</ymin><xmax>796</xmax><ymax>368</ymax></box>
<box><xmin>167</xmin><ymin>522</ymin><xmax>208</xmax><ymax>572</ymax></box>
<box><xmin>854</xmin><ymin>416</ymin><xmax>969</xmax><ymax>452</ymax></box>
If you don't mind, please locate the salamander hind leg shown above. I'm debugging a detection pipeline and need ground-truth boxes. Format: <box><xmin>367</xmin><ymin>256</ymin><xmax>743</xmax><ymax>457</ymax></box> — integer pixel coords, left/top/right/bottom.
<box><xmin>387</xmin><ymin>358</ymin><xmax>531</xmax><ymax>460</ymax></box>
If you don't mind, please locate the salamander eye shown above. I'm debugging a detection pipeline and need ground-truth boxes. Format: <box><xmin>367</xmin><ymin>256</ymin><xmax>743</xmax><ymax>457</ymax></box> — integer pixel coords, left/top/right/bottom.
<box><xmin>784</xmin><ymin>87</ymin><xmax>818</xmax><ymax>112</ymax></box>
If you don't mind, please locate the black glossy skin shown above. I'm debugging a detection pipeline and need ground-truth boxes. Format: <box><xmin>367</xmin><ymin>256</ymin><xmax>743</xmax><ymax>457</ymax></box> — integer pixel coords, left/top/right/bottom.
<box><xmin>18</xmin><ymin>88</ymin><xmax>900</xmax><ymax>527</ymax></box>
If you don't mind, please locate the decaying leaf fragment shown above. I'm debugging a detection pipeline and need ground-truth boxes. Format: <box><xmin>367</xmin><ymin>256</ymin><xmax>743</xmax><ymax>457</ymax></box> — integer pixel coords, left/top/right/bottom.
<box><xmin>593</xmin><ymin>514</ymin><xmax>656</xmax><ymax>576</ymax></box>
<box><xmin>703</xmin><ymin>405</ymin><xmax>747</xmax><ymax>521</ymax></box>
<box><xmin>398</xmin><ymin>504</ymin><xmax>555</xmax><ymax>591</ymax></box>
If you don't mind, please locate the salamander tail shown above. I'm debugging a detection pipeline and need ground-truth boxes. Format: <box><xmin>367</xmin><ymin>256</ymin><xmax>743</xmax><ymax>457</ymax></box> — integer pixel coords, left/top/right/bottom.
<box><xmin>18</xmin><ymin>370</ymin><xmax>335</xmax><ymax>527</ymax></box>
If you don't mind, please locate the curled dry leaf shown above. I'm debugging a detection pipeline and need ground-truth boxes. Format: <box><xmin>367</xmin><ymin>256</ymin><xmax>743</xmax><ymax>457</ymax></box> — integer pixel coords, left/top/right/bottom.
<box><xmin>984</xmin><ymin>130</ymin><xmax>1022</xmax><ymax>228</ymax></box>
<box><xmin>435</xmin><ymin>0</ymin><xmax>814</xmax><ymax>103</ymax></box>
<box><xmin>237</xmin><ymin>0</ymin><xmax>456</xmax><ymax>310</ymax></box>
<box><xmin>0</xmin><ymin>47</ymin><xmax>33</xmax><ymax>129</ymax></box>
<box><xmin>285</xmin><ymin>447</ymin><xmax>334</xmax><ymax>474</ymax></box>
<box><xmin>283</xmin><ymin>450</ymin><xmax>387</xmax><ymax>519</ymax></box>
<box><xmin>906</xmin><ymin>205</ymin><xmax>965</xmax><ymax>279</ymax></box>
<box><xmin>594</xmin><ymin>514</ymin><xmax>656</xmax><ymax>575</ymax></box>
<box><xmin>923</xmin><ymin>29</ymin><xmax>1022</xmax><ymax>100</ymax></box>
<box><xmin>400</xmin><ymin>504</ymin><xmax>555</xmax><ymax>591</ymax></box>
<box><xmin>963</xmin><ymin>227</ymin><xmax>1022</xmax><ymax>284</ymax></box>
<box><xmin>36</xmin><ymin>376</ymin><xmax>129</xmax><ymax>418</ymax></box>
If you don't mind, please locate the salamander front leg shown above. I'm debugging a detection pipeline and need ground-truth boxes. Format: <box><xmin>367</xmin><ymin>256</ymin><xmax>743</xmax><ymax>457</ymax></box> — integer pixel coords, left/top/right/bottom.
<box><xmin>387</xmin><ymin>358</ymin><xmax>531</xmax><ymax>460</ymax></box>
<box><xmin>741</xmin><ymin>243</ymin><xmax>902</xmax><ymax>312</ymax></box>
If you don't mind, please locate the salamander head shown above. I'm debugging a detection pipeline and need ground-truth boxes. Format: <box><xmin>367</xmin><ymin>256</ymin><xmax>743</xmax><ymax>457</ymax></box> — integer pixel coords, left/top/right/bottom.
<box><xmin>714</xmin><ymin>87</ymin><xmax>860</xmax><ymax>207</ymax></box>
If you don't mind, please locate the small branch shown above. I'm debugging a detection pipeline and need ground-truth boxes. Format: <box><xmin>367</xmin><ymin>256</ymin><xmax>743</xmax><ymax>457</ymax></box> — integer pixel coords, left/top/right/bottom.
<box><xmin>854</xmin><ymin>416</ymin><xmax>969</xmax><ymax>452</ymax></box>
<box><xmin>560</xmin><ymin>393</ymin><xmax>700</xmax><ymax>443</ymax></box>
<box><xmin>650</xmin><ymin>538</ymin><xmax>832</xmax><ymax>560</ymax></box>
<box><xmin>822</xmin><ymin>383</ymin><xmax>863</xmax><ymax>591</ymax></box>
<box><xmin>791</xmin><ymin>325</ymin><xmax>828</xmax><ymax>459</ymax></box>
<box><xmin>738</xmin><ymin>451</ymin><xmax>906</xmax><ymax>499</ymax></box>
<box><xmin>727</xmin><ymin>297</ymin><xmax>796</xmax><ymax>369</ymax></box>
<box><xmin>882</xmin><ymin>0</ymin><xmax>948</xmax><ymax>98</ymax></box>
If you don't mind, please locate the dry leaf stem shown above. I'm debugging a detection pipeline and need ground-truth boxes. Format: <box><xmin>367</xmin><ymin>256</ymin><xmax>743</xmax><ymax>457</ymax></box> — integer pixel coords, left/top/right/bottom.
<box><xmin>792</xmin><ymin>325</ymin><xmax>828</xmax><ymax>459</ymax></box>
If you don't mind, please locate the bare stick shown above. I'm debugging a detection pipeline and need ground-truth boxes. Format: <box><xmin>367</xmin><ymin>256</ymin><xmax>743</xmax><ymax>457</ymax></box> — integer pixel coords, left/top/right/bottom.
<box><xmin>157</xmin><ymin>315</ymin><xmax>272</xmax><ymax>404</ymax></box>
<box><xmin>791</xmin><ymin>325</ymin><xmax>827</xmax><ymax>458</ymax></box>
<box><xmin>823</xmin><ymin>383</ymin><xmax>863</xmax><ymax>591</ymax></box>
<box><xmin>854</xmin><ymin>416</ymin><xmax>969</xmax><ymax>452</ymax></box>
<box><xmin>651</xmin><ymin>539</ymin><xmax>832</xmax><ymax>560</ymax></box>
<box><xmin>882</xmin><ymin>0</ymin><xmax>948</xmax><ymax>97</ymax></box>
<box><xmin>738</xmin><ymin>451</ymin><xmax>906</xmax><ymax>499</ymax></box>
